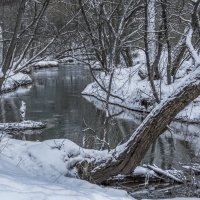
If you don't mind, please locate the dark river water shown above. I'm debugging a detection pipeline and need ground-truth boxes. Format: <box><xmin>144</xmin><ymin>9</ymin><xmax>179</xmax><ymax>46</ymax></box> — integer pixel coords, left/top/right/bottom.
<box><xmin>0</xmin><ymin>65</ymin><xmax>136</xmax><ymax>148</ymax></box>
<box><xmin>1</xmin><ymin>64</ymin><xmax>200</xmax><ymax>198</ymax></box>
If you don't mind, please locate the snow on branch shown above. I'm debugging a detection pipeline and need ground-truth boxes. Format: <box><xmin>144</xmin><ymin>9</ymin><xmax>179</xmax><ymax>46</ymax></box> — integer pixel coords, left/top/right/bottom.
<box><xmin>185</xmin><ymin>26</ymin><xmax>200</xmax><ymax>66</ymax></box>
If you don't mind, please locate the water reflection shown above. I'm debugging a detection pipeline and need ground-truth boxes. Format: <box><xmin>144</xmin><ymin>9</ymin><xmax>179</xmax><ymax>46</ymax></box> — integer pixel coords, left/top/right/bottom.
<box><xmin>0</xmin><ymin>65</ymin><xmax>200</xmax><ymax>169</ymax></box>
<box><xmin>0</xmin><ymin>65</ymin><xmax>136</xmax><ymax>149</ymax></box>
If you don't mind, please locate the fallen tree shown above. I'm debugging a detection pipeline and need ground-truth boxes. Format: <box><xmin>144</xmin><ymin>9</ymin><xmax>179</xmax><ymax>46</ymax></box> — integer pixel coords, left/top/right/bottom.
<box><xmin>76</xmin><ymin>65</ymin><xmax>200</xmax><ymax>183</ymax></box>
<box><xmin>76</xmin><ymin>22</ymin><xmax>200</xmax><ymax>183</ymax></box>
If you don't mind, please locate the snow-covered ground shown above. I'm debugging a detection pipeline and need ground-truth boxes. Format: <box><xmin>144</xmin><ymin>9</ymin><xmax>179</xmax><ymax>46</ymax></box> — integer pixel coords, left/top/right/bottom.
<box><xmin>82</xmin><ymin>52</ymin><xmax>200</xmax><ymax>123</ymax></box>
<box><xmin>0</xmin><ymin>136</ymin><xmax>199</xmax><ymax>200</ymax></box>
<box><xmin>0</xmin><ymin>136</ymin><xmax>132</xmax><ymax>200</ymax></box>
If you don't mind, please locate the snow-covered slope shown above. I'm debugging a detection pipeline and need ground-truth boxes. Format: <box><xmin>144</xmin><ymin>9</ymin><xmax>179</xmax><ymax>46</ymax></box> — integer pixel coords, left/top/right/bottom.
<box><xmin>0</xmin><ymin>137</ymin><xmax>132</xmax><ymax>200</ymax></box>
<box><xmin>82</xmin><ymin>59</ymin><xmax>200</xmax><ymax>123</ymax></box>
<box><xmin>2</xmin><ymin>72</ymin><xmax>32</xmax><ymax>92</ymax></box>
<box><xmin>0</xmin><ymin>137</ymin><xmax>199</xmax><ymax>200</ymax></box>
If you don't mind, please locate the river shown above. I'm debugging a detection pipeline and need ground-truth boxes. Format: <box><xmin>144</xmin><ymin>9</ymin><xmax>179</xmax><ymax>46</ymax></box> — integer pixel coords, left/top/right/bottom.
<box><xmin>1</xmin><ymin>64</ymin><xmax>200</xmax><ymax>198</ymax></box>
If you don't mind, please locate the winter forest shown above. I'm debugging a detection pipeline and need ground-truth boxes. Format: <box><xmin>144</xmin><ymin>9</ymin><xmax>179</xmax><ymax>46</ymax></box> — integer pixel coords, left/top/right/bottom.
<box><xmin>0</xmin><ymin>0</ymin><xmax>200</xmax><ymax>199</ymax></box>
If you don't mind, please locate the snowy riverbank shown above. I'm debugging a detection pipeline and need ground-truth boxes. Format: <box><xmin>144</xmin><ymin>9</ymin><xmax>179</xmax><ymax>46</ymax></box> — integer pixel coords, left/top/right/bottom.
<box><xmin>1</xmin><ymin>72</ymin><xmax>32</xmax><ymax>93</ymax></box>
<box><xmin>1</xmin><ymin>60</ymin><xmax>60</xmax><ymax>93</ymax></box>
<box><xmin>33</xmin><ymin>60</ymin><xmax>59</xmax><ymax>69</ymax></box>
<box><xmin>0</xmin><ymin>136</ymin><xmax>199</xmax><ymax>200</ymax></box>
<box><xmin>82</xmin><ymin>57</ymin><xmax>200</xmax><ymax>123</ymax></box>
<box><xmin>0</xmin><ymin>136</ymin><xmax>132</xmax><ymax>200</ymax></box>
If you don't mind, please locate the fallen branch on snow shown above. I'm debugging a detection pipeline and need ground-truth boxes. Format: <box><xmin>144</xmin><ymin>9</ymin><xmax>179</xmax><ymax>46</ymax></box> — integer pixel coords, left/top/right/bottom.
<box><xmin>146</xmin><ymin>164</ymin><xmax>184</xmax><ymax>183</ymax></box>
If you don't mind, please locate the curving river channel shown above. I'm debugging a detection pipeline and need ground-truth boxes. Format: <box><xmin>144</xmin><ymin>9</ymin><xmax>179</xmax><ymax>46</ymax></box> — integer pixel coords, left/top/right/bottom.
<box><xmin>1</xmin><ymin>64</ymin><xmax>200</xmax><ymax>198</ymax></box>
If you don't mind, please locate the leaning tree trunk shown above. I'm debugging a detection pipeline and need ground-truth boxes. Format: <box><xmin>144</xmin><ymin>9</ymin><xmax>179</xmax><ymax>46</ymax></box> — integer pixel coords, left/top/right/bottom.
<box><xmin>76</xmin><ymin>66</ymin><xmax>200</xmax><ymax>184</ymax></box>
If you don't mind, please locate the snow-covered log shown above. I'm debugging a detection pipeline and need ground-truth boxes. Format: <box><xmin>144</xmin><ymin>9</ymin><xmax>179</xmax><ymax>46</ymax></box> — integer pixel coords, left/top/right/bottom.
<box><xmin>146</xmin><ymin>164</ymin><xmax>183</xmax><ymax>183</ymax></box>
<box><xmin>182</xmin><ymin>164</ymin><xmax>200</xmax><ymax>174</ymax></box>
<box><xmin>0</xmin><ymin>120</ymin><xmax>46</xmax><ymax>131</ymax></box>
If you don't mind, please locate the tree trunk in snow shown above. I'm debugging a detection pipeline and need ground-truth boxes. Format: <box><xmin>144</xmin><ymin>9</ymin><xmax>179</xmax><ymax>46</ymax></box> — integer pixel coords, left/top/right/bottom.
<box><xmin>145</xmin><ymin>0</ymin><xmax>160</xmax><ymax>103</ymax></box>
<box><xmin>77</xmin><ymin>67</ymin><xmax>200</xmax><ymax>184</ymax></box>
<box><xmin>147</xmin><ymin>0</ymin><xmax>156</xmax><ymax>65</ymax></box>
<box><xmin>0</xmin><ymin>24</ymin><xmax>3</xmax><ymax>66</ymax></box>
<box><xmin>122</xmin><ymin>48</ymin><xmax>133</xmax><ymax>67</ymax></box>
<box><xmin>161</xmin><ymin>0</ymin><xmax>172</xmax><ymax>85</ymax></box>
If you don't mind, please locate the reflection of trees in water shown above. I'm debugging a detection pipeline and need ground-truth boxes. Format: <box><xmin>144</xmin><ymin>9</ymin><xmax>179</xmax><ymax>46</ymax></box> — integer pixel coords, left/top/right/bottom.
<box><xmin>0</xmin><ymin>0</ymin><xmax>17</xmax><ymax>7</ymax></box>
<box><xmin>179</xmin><ymin>139</ymin><xmax>197</xmax><ymax>163</ymax></box>
<box><xmin>143</xmin><ymin>133</ymin><xmax>199</xmax><ymax>169</ymax></box>
<box><xmin>2</xmin><ymin>66</ymin><xmax>200</xmax><ymax>168</ymax></box>
<box><xmin>0</xmin><ymin>98</ymin><xmax>6</xmax><ymax>122</ymax></box>
<box><xmin>8</xmin><ymin>98</ymin><xmax>20</xmax><ymax>121</ymax></box>
<box><xmin>82</xmin><ymin>110</ymin><xmax>137</xmax><ymax>150</ymax></box>
<box><xmin>82</xmin><ymin>108</ymin><xmax>106</xmax><ymax>149</ymax></box>
<box><xmin>147</xmin><ymin>137</ymin><xmax>167</xmax><ymax>168</ymax></box>
<box><xmin>14</xmin><ymin>130</ymin><xmax>43</xmax><ymax>141</ymax></box>
<box><xmin>0</xmin><ymin>97</ymin><xmax>21</xmax><ymax>123</ymax></box>
<box><xmin>165</xmin><ymin>137</ymin><xmax>175</xmax><ymax>169</ymax></box>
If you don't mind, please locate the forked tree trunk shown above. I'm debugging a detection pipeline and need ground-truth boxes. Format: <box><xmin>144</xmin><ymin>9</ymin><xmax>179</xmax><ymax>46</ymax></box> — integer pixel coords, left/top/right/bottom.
<box><xmin>76</xmin><ymin>67</ymin><xmax>200</xmax><ymax>184</ymax></box>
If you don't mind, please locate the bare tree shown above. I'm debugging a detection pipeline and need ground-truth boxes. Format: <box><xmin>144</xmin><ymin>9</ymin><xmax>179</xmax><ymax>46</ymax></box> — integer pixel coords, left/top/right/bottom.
<box><xmin>78</xmin><ymin>0</ymin><xmax>143</xmax><ymax>71</ymax></box>
<box><xmin>0</xmin><ymin>0</ymin><xmax>80</xmax><ymax>93</ymax></box>
<box><xmin>76</xmin><ymin>30</ymin><xmax>200</xmax><ymax>183</ymax></box>
<box><xmin>74</xmin><ymin>0</ymin><xmax>200</xmax><ymax>184</ymax></box>
<box><xmin>0</xmin><ymin>0</ymin><xmax>51</xmax><ymax>91</ymax></box>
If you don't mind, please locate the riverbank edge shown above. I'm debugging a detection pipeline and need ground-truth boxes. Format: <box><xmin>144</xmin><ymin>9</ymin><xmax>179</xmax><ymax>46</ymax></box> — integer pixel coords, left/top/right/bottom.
<box><xmin>0</xmin><ymin>60</ymin><xmax>61</xmax><ymax>95</ymax></box>
<box><xmin>82</xmin><ymin>65</ymin><xmax>200</xmax><ymax>124</ymax></box>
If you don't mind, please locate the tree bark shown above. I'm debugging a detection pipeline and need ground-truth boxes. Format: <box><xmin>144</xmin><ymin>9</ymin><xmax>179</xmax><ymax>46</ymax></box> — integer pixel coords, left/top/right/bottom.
<box><xmin>161</xmin><ymin>0</ymin><xmax>172</xmax><ymax>85</ymax></box>
<box><xmin>2</xmin><ymin>0</ymin><xmax>27</xmax><ymax>75</ymax></box>
<box><xmin>144</xmin><ymin>0</ymin><xmax>160</xmax><ymax>103</ymax></box>
<box><xmin>77</xmin><ymin>67</ymin><xmax>200</xmax><ymax>184</ymax></box>
<box><xmin>122</xmin><ymin>48</ymin><xmax>133</xmax><ymax>67</ymax></box>
<box><xmin>153</xmin><ymin>23</ymin><xmax>163</xmax><ymax>80</ymax></box>
<box><xmin>0</xmin><ymin>24</ymin><xmax>3</xmax><ymax>65</ymax></box>
<box><xmin>147</xmin><ymin>0</ymin><xmax>156</xmax><ymax>65</ymax></box>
